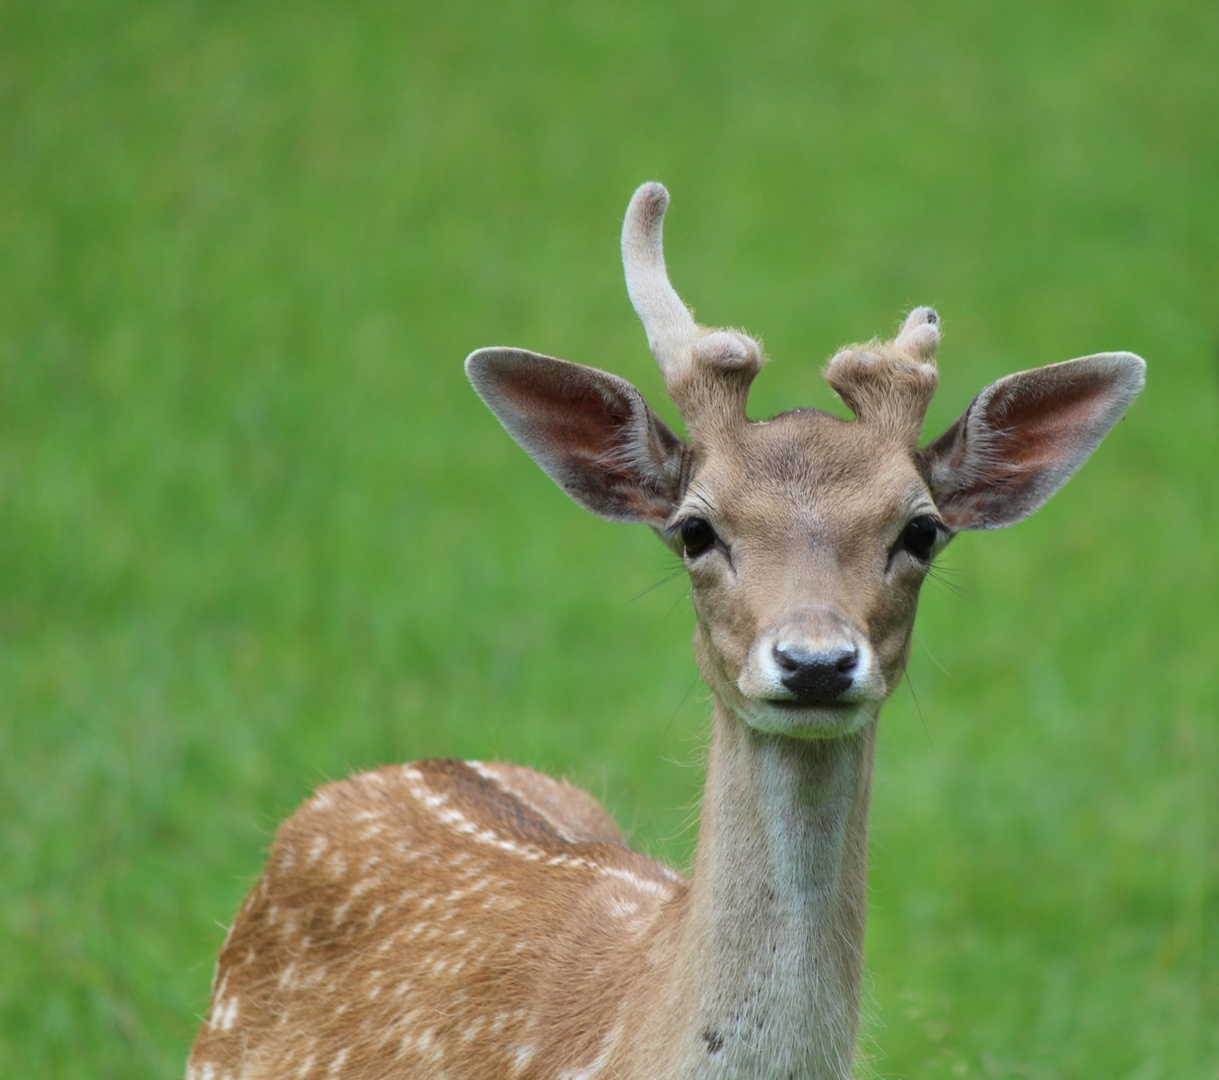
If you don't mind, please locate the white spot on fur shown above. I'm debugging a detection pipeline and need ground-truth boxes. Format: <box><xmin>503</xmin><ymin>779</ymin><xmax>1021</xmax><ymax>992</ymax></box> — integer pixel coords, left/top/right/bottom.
<box><xmin>276</xmin><ymin>845</ymin><xmax>296</xmax><ymax>874</ymax></box>
<box><xmin>607</xmin><ymin>896</ymin><xmax>640</xmax><ymax>918</ymax></box>
<box><xmin>218</xmin><ymin>994</ymin><xmax>240</xmax><ymax>1031</ymax></box>
<box><xmin>209</xmin><ymin>972</ymin><xmax>229</xmax><ymax>1010</ymax></box>
<box><xmin>349</xmin><ymin>874</ymin><xmax>381</xmax><ymax>900</ymax></box>
<box><xmin>560</xmin><ymin>1021</ymin><xmax>622</xmax><ymax>1079</ymax></box>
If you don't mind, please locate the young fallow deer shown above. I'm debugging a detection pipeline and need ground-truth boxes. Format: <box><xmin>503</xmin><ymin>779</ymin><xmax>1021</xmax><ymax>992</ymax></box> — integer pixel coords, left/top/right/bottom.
<box><xmin>189</xmin><ymin>184</ymin><xmax>1144</xmax><ymax>1080</ymax></box>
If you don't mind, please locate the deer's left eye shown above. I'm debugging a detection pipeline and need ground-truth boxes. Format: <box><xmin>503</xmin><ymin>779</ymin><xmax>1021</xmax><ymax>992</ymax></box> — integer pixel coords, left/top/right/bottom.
<box><xmin>896</xmin><ymin>515</ymin><xmax>944</xmax><ymax>563</ymax></box>
<box><xmin>679</xmin><ymin>517</ymin><xmax>718</xmax><ymax>559</ymax></box>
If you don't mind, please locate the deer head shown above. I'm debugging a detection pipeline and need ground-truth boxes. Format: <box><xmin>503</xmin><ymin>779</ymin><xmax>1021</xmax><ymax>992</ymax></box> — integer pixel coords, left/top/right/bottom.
<box><xmin>466</xmin><ymin>183</ymin><xmax>1144</xmax><ymax>742</ymax></box>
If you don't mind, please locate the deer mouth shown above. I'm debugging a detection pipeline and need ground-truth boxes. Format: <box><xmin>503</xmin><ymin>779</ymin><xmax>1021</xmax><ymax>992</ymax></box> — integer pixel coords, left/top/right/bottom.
<box><xmin>766</xmin><ymin>698</ymin><xmax>856</xmax><ymax>714</ymax></box>
<box><xmin>738</xmin><ymin>697</ymin><xmax>873</xmax><ymax>740</ymax></box>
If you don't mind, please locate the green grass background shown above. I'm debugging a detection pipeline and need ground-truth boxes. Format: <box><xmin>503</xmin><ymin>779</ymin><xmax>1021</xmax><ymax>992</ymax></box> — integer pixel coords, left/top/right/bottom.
<box><xmin>2</xmin><ymin>2</ymin><xmax>1216</xmax><ymax>1077</ymax></box>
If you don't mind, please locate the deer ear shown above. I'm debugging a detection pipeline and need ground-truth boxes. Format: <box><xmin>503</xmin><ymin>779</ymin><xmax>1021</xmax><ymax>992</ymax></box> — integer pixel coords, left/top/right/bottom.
<box><xmin>466</xmin><ymin>348</ymin><xmax>687</xmax><ymax>527</ymax></box>
<box><xmin>921</xmin><ymin>352</ymin><xmax>1145</xmax><ymax>531</ymax></box>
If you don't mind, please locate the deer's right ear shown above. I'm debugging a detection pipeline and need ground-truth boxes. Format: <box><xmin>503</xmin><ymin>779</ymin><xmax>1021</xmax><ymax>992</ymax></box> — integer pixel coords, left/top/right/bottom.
<box><xmin>466</xmin><ymin>348</ymin><xmax>687</xmax><ymax>527</ymax></box>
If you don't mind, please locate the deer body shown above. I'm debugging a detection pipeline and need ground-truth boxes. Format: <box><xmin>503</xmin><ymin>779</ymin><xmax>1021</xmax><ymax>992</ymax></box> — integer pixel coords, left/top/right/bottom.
<box><xmin>189</xmin><ymin>184</ymin><xmax>1144</xmax><ymax>1079</ymax></box>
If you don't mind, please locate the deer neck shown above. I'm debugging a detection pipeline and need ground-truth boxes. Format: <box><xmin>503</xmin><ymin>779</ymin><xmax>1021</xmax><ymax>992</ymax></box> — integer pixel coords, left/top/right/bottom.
<box><xmin>641</xmin><ymin>702</ymin><xmax>877</xmax><ymax>1079</ymax></box>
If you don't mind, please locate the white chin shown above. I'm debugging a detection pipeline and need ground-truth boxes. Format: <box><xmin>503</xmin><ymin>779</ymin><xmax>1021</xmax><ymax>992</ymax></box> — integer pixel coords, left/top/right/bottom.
<box><xmin>738</xmin><ymin>700</ymin><xmax>875</xmax><ymax>740</ymax></box>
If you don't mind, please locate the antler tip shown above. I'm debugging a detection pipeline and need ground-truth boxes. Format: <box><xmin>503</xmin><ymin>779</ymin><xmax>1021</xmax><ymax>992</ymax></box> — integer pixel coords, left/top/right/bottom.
<box><xmin>631</xmin><ymin>180</ymin><xmax>669</xmax><ymax>209</ymax></box>
<box><xmin>895</xmin><ymin>306</ymin><xmax>941</xmax><ymax>360</ymax></box>
<box><xmin>624</xmin><ymin>183</ymin><xmax>671</xmax><ymax>244</ymax></box>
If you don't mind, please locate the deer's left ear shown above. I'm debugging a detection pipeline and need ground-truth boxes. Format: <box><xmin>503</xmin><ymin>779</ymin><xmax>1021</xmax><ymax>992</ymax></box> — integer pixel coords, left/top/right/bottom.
<box><xmin>466</xmin><ymin>347</ymin><xmax>687</xmax><ymax>527</ymax></box>
<box><xmin>921</xmin><ymin>352</ymin><xmax>1145</xmax><ymax>531</ymax></box>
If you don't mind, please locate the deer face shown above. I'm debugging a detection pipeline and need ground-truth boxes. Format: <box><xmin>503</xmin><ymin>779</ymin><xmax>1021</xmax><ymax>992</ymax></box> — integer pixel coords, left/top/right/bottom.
<box><xmin>672</xmin><ymin>409</ymin><xmax>943</xmax><ymax>739</ymax></box>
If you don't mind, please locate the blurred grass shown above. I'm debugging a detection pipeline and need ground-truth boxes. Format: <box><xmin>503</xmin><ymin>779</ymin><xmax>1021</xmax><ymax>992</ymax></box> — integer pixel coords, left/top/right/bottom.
<box><xmin>1</xmin><ymin>1</ymin><xmax>1216</xmax><ymax>1077</ymax></box>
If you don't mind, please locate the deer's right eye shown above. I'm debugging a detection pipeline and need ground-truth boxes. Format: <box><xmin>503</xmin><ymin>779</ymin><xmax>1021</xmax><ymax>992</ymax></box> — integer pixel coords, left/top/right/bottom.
<box><xmin>679</xmin><ymin>517</ymin><xmax>718</xmax><ymax>559</ymax></box>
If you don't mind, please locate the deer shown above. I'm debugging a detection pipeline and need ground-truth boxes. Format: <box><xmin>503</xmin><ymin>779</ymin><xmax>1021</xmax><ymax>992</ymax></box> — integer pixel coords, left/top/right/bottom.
<box><xmin>188</xmin><ymin>183</ymin><xmax>1144</xmax><ymax>1080</ymax></box>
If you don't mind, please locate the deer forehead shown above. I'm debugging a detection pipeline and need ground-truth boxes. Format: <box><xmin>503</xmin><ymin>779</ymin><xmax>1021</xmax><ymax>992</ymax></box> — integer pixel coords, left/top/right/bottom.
<box><xmin>685</xmin><ymin>409</ymin><xmax>931</xmax><ymax>545</ymax></box>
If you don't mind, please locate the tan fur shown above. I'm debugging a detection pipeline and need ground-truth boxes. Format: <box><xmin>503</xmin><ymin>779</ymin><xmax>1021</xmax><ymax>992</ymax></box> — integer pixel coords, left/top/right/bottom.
<box><xmin>189</xmin><ymin>184</ymin><xmax>1143</xmax><ymax>1080</ymax></box>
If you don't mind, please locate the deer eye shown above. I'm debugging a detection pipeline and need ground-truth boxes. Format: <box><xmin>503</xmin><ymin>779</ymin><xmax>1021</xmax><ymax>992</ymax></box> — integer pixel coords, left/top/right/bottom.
<box><xmin>679</xmin><ymin>517</ymin><xmax>718</xmax><ymax>559</ymax></box>
<box><xmin>897</xmin><ymin>515</ymin><xmax>944</xmax><ymax>563</ymax></box>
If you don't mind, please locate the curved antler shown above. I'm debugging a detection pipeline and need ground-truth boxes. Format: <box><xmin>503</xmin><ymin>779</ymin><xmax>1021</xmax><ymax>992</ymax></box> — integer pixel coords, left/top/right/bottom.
<box><xmin>621</xmin><ymin>183</ymin><xmax>763</xmax><ymax>430</ymax></box>
<box><xmin>621</xmin><ymin>183</ymin><xmax>699</xmax><ymax>385</ymax></box>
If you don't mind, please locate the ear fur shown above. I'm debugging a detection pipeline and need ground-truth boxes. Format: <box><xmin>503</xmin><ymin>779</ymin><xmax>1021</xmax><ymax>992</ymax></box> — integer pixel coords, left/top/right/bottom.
<box><xmin>922</xmin><ymin>352</ymin><xmax>1145</xmax><ymax>531</ymax></box>
<box><xmin>465</xmin><ymin>348</ymin><xmax>687</xmax><ymax>527</ymax></box>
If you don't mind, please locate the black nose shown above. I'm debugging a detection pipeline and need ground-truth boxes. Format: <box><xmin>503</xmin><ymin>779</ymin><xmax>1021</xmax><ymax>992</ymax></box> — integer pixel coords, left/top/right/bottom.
<box><xmin>772</xmin><ymin>643</ymin><xmax>858</xmax><ymax>704</ymax></box>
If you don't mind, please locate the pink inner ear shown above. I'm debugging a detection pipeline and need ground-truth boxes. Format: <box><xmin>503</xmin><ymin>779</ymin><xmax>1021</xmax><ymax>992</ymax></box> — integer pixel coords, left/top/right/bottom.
<box><xmin>497</xmin><ymin>375</ymin><xmax>671</xmax><ymax>517</ymax></box>
<box><xmin>983</xmin><ymin>368</ymin><xmax>1116</xmax><ymax>471</ymax></box>
<box><xmin>471</xmin><ymin>351</ymin><xmax>684</xmax><ymax>526</ymax></box>
<box><xmin>498</xmin><ymin>372</ymin><xmax>634</xmax><ymax>464</ymax></box>
<box><xmin>933</xmin><ymin>353</ymin><xmax>1143</xmax><ymax>532</ymax></box>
